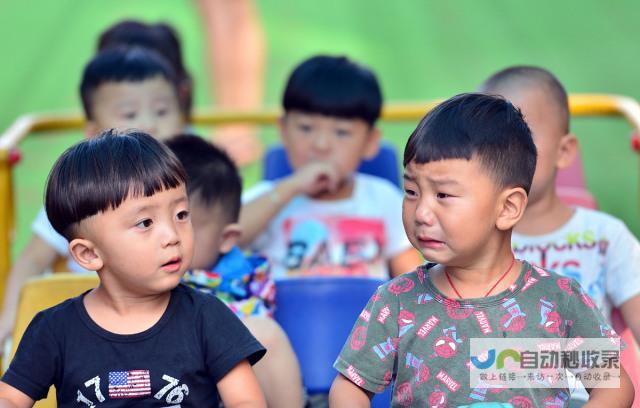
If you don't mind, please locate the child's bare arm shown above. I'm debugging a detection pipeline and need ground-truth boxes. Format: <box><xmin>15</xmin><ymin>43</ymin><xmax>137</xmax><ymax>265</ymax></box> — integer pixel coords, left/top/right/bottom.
<box><xmin>0</xmin><ymin>236</ymin><xmax>58</xmax><ymax>345</ymax></box>
<box><xmin>217</xmin><ymin>360</ymin><xmax>266</xmax><ymax>408</ymax></box>
<box><xmin>0</xmin><ymin>382</ymin><xmax>34</xmax><ymax>408</ymax></box>
<box><xmin>389</xmin><ymin>247</ymin><xmax>423</xmax><ymax>277</ymax></box>
<box><xmin>239</xmin><ymin>162</ymin><xmax>339</xmax><ymax>247</ymax></box>
<box><xmin>329</xmin><ymin>374</ymin><xmax>372</xmax><ymax>408</ymax></box>
<box><xmin>238</xmin><ymin>175</ymin><xmax>299</xmax><ymax>248</ymax></box>
<box><xmin>584</xmin><ymin>364</ymin><xmax>634</xmax><ymax>407</ymax></box>
<box><xmin>619</xmin><ymin>294</ymin><xmax>640</xmax><ymax>346</ymax></box>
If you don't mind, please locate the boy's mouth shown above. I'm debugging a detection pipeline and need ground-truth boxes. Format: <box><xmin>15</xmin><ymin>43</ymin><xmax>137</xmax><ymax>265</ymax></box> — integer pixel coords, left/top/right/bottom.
<box><xmin>161</xmin><ymin>257</ymin><xmax>182</xmax><ymax>272</ymax></box>
<box><xmin>417</xmin><ymin>236</ymin><xmax>445</xmax><ymax>249</ymax></box>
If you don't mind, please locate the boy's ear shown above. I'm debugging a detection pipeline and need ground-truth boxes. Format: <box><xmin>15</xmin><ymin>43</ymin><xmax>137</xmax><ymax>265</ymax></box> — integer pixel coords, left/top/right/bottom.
<box><xmin>68</xmin><ymin>238</ymin><xmax>103</xmax><ymax>271</ymax></box>
<box><xmin>556</xmin><ymin>133</ymin><xmax>578</xmax><ymax>170</ymax></box>
<box><xmin>362</xmin><ymin>127</ymin><xmax>382</xmax><ymax>160</ymax></box>
<box><xmin>496</xmin><ymin>187</ymin><xmax>528</xmax><ymax>231</ymax></box>
<box><xmin>218</xmin><ymin>223</ymin><xmax>243</xmax><ymax>254</ymax></box>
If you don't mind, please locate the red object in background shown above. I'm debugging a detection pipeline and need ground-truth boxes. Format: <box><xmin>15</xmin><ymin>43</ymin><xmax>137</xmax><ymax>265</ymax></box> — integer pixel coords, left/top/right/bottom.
<box><xmin>632</xmin><ymin>131</ymin><xmax>640</xmax><ymax>152</ymax></box>
<box><xmin>7</xmin><ymin>148</ymin><xmax>21</xmax><ymax>166</ymax></box>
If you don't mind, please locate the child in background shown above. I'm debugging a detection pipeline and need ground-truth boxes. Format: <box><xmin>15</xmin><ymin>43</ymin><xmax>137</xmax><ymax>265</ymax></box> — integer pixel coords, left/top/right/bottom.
<box><xmin>0</xmin><ymin>46</ymin><xmax>187</xmax><ymax>346</ymax></box>
<box><xmin>80</xmin><ymin>47</ymin><xmax>185</xmax><ymax>140</ymax></box>
<box><xmin>0</xmin><ymin>130</ymin><xmax>266</xmax><ymax>407</ymax></box>
<box><xmin>166</xmin><ymin>134</ymin><xmax>304</xmax><ymax>407</ymax></box>
<box><xmin>240</xmin><ymin>55</ymin><xmax>421</xmax><ymax>279</ymax></box>
<box><xmin>329</xmin><ymin>93</ymin><xmax>634</xmax><ymax>406</ymax></box>
<box><xmin>98</xmin><ymin>18</ymin><xmax>262</xmax><ymax>167</ymax></box>
<box><xmin>480</xmin><ymin>65</ymin><xmax>640</xmax><ymax>405</ymax></box>
<box><xmin>97</xmin><ymin>19</ymin><xmax>193</xmax><ymax>123</ymax></box>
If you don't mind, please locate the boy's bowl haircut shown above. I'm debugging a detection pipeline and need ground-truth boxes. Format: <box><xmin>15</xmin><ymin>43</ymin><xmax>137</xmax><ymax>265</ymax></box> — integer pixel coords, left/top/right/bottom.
<box><xmin>403</xmin><ymin>93</ymin><xmax>537</xmax><ymax>194</ymax></box>
<box><xmin>97</xmin><ymin>20</ymin><xmax>192</xmax><ymax>119</ymax></box>
<box><xmin>80</xmin><ymin>47</ymin><xmax>180</xmax><ymax>120</ymax></box>
<box><xmin>45</xmin><ymin>129</ymin><xmax>186</xmax><ymax>240</ymax></box>
<box><xmin>283</xmin><ymin>55</ymin><xmax>382</xmax><ymax>126</ymax></box>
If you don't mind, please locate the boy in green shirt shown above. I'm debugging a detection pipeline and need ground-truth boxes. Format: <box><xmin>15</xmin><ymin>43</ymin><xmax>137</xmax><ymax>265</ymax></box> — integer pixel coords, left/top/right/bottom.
<box><xmin>330</xmin><ymin>93</ymin><xmax>634</xmax><ymax>407</ymax></box>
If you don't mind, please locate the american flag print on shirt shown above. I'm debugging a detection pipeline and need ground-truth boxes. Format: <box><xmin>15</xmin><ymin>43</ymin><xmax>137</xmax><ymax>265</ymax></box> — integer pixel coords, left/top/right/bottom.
<box><xmin>108</xmin><ymin>370</ymin><xmax>151</xmax><ymax>399</ymax></box>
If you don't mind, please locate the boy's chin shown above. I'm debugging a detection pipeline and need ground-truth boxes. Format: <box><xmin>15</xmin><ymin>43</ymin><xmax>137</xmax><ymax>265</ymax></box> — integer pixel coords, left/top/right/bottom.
<box><xmin>309</xmin><ymin>178</ymin><xmax>354</xmax><ymax>200</ymax></box>
<box><xmin>308</xmin><ymin>188</ymin><xmax>332</xmax><ymax>199</ymax></box>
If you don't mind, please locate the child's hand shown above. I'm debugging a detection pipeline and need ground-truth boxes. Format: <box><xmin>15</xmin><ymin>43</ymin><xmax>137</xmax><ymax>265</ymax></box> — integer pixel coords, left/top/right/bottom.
<box><xmin>291</xmin><ymin>161</ymin><xmax>340</xmax><ymax>197</ymax></box>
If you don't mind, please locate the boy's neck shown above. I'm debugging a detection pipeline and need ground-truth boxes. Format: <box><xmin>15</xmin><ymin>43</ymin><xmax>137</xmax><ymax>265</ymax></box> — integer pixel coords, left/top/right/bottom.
<box><xmin>515</xmin><ymin>189</ymin><xmax>575</xmax><ymax>236</ymax></box>
<box><xmin>83</xmin><ymin>284</ymin><xmax>172</xmax><ymax>335</ymax></box>
<box><xmin>431</xmin><ymin>238</ymin><xmax>520</xmax><ymax>300</ymax></box>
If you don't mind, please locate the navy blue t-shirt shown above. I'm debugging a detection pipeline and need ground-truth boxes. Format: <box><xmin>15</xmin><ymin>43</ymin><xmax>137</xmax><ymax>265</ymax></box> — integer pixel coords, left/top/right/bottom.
<box><xmin>3</xmin><ymin>283</ymin><xmax>265</xmax><ymax>407</ymax></box>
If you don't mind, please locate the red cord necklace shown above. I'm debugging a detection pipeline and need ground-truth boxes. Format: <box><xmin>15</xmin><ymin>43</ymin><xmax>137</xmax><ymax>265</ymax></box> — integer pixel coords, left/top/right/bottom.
<box><xmin>445</xmin><ymin>255</ymin><xmax>516</xmax><ymax>299</ymax></box>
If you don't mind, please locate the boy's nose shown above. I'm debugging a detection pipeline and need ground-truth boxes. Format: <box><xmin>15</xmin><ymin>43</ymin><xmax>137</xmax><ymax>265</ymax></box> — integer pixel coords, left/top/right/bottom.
<box><xmin>311</xmin><ymin>133</ymin><xmax>331</xmax><ymax>152</ymax></box>
<box><xmin>161</xmin><ymin>223</ymin><xmax>181</xmax><ymax>247</ymax></box>
<box><xmin>415</xmin><ymin>200</ymin><xmax>435</xmax><ymax>226</ymax></box>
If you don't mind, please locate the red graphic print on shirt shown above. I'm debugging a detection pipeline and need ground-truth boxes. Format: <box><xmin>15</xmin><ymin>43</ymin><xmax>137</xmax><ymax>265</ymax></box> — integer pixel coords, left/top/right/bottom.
<box><xmin>282</xmin><ymin>216</ymin><xmax>385</xmax><ymax>277</ymax></box>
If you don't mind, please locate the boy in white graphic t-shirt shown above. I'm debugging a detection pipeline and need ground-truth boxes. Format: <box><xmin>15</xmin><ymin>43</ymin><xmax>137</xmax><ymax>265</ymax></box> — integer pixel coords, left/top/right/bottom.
<box><xmin>240</xmin><ymin>55</ymin><xmax>421</xmax><ymax>279</ymax></box>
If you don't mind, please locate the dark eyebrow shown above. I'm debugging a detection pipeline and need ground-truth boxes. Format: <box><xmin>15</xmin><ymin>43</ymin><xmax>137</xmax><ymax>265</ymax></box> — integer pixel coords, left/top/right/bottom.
<box><xmin>131</xmin><ymin>194</ymin><xmax>188</xmax><ymax>216</ymax></box>
<box><xmin>403</xmin><ymin>173</ymin><xmax>416</xmax><ymax>182</ymax></box>
<box><xmin>132</xmin><ymin>204</ymin><xmax>157</xmax><ymax>215</ymax></box>
<box><xmin>427</xmin><ymin>177</ymin><xmax>460</xmax><ymax>186</ymax></box>
<box><xmin>403</xmin><ymin>172</ymin><xmax>460</xmax><ymax>187</ymax></box>
<box><xmin>173</xmin><ymin>195</ymin><xmax>188</xmax><ymax>205</ymax></box>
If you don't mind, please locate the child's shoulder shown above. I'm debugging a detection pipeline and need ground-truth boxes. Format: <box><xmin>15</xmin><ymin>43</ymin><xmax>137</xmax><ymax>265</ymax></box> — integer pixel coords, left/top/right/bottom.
<box><xmin>38</xmin><ymin>295</ymin><xmax>80</xmax><ymax>320</ymax></box>
<box><xmin>376</xmin><ymin>268</ymin><xmax>424</xmax><ymax>299</ymax></box>
<box><xmin>572</xmin><ymin>207</ymin><xmax>629</xmax><ymax>230</ymax></box>
<box><xmin>553</xmin><ymin>207</ymin><xmax>633</xmax><ymax>241</ymax></box>
<box><xmin>17</xmin><ymin>294</ymin><xmax>84</xmax><ymax>342</ymax></box>
<box><xmin>173</xmin><ymin>284</ymin><xmax>266</xmax><ymax>361</ymax></box>
<box><xmin>515</xmin><ymin>207</ymin><xmax>629</xmax><ymax>243</ymax></box>
<box><xmin>518</xmin><ymin>261</ymin><xmax>590</xmax><ymax>304</ymax></box>
<box><xmin>173</xmin><ymin>283</ymin><xmax>243</xmax><ymax>321</ymax></box>
<box><xmin>520</xmin><ymin>260</ymin><xmax>572</xmax><ymax>284</ymax></box>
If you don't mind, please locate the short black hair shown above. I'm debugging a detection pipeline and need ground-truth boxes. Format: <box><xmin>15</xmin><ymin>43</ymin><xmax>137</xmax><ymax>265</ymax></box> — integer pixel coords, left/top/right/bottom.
<box><xmin>80</xmin><ymin>47</ymin><xmax>179</xmax><ymax>120</ymax></box>
<box><xmin>479</xmin><ymin>65</ymin><xmax>569</xmax><ymax>134</ymax></box>
<box><xmin>282</xmin><ymin>55</ymin><xmax>383</xmax><ymax>125</ymax></box>
<box><xmin>165</xmin><ymin>135</ymin><xmax>242</xmax><ymax>223</ymax></box>
<box><xmin>97</xmin><ymin>20</ymin><xmax>192</xmax><ymax>119</ymax></box>
<box><xmin>404</xmin><ymin>93</ymin><xmax>537</xmax><ymax>193</ymax></box>
<box><xmin>46</xmin><ymin>129</ymin><xmax>186</xmax><ymax>240</ymax></box>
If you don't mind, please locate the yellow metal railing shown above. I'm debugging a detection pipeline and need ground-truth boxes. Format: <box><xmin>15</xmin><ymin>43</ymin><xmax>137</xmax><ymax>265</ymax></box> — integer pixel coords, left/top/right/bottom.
<box><xmin>1</xmin><ymin>94</ymin><xmax>640</xmax><ymax>302</ymax></box>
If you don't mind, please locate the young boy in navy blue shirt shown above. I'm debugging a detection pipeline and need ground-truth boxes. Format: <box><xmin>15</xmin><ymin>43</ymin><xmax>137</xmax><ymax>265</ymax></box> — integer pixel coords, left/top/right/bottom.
<box><xmin>0</xmin><ymin>46</ymin><xmax>188</xmax><ymax>347</ymax></box>
<box><xmin>0</xmin><ymin>130</ymin><xmax>266</xmax><ymax>407</ymax></box>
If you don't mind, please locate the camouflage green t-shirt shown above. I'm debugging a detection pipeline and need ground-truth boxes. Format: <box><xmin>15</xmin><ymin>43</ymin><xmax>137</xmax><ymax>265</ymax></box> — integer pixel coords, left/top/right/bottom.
<box><xmin>334</xmin><ymin>261</ymin><xmax>618</xmax><ymax>407</ymax></box>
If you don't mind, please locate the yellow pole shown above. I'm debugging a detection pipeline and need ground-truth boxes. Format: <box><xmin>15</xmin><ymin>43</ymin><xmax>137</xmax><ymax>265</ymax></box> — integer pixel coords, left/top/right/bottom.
<box><xmin>0</xmin><ymin>94</ymin><xmax>639</xmax><ymax>306</ymax></box>
<box><xmin>0</xmin><ymin>150</ymin><xmax>11</xmax><ymax>301</ymax></box>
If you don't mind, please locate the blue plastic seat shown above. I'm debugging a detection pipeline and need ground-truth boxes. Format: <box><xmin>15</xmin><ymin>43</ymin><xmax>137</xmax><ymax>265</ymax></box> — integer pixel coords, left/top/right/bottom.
<box><xmin>263</xmin><ymin>141</ymin><xmax>401</xmax><ymax>187</ymax></box>
<box><xmin>274</xmin><ymin>277</ymin><xmax>393</xmax><ymax>407</ymax></box>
